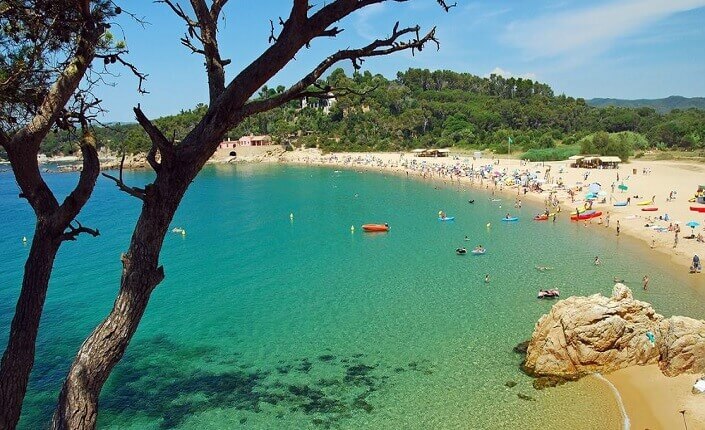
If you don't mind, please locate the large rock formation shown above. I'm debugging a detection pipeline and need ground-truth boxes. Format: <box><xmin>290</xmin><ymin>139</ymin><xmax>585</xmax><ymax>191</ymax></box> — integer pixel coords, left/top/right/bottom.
<box><xmin>658</xmin><ymin>315</ymin><xmax>705</xmax><ymax>376</ymax></box>
<box><xmin>523</xmin><ymin>284</ymin><xmax>705</xmax><ymax>378</ymax></box>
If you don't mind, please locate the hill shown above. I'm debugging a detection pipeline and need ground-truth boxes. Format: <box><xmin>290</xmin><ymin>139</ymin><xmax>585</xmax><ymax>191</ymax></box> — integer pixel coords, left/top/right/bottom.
<box><xmin>39</xmin><ymin>69</ymin><xmax>705</xmax><ymax>159</ymax></box>
<box><xmin>587</xmin><ymin>96</ymin><xmax>705</xmax><ymax>113</ymax></box>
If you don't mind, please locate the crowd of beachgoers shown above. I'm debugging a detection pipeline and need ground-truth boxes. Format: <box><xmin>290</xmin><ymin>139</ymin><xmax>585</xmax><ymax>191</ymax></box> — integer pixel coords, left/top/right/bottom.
<box><xmin>283</xmin><ymin>150</ymin><xmax>705</xmax><ymax>275</ymax></box>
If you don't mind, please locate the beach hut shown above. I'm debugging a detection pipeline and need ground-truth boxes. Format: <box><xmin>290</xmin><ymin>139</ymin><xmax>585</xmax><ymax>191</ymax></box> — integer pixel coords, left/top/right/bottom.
<box><xmin>598</xmin><ymin>156</ymin><xmax>621</xmax><ymax>169</ymax></box>
<box><xmin>436</xmin><ymin>148</ymin><xmax>451</xmax><ymax>157</ymax></box>
<box><xmin>575</xmin><ymin>156</ymin><xmax>600</xmax><ymax>169</ymax></box>
<box><xmin>412</xmin><ymin>148</ymin><xmax>426</xmax><ymax>157</ymax></box>
<box><xmin>567</xmin><ymin>155</ymin><xmax>584</xmax><ymax>167</ymax></box>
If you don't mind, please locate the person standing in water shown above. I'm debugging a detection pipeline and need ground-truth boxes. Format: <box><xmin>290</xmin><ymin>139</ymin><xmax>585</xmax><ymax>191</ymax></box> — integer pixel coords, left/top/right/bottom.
<box><xmin>484</xmin><ymin>274</ymin><xmax>490</xmax><ymax>284</ymax></box>
<box><xmin>642</xmin><ymin>275</ymin><xmax>649</xmax><ymax>290</ymax></box>
<box><xmin>594</xmin><ymin>256</ymin><xmax>601</xmax><ymax>266</ymax></box>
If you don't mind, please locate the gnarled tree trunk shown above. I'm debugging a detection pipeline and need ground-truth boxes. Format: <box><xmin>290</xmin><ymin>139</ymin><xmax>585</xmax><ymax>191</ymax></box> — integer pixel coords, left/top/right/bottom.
<box><xmin>0</xmin><ymin>226</ymin><xmax>60</xmax><ymax>429</ymax></box>
<box><xmin>51</xmin><ymin>1</ymin><xmax>447</xmax><ymax>427</ymax></box>
<box><xmin>51</xmin><ymin>173</ymin><xmax>189</xmax><ymax>430</ymax></box>
<box><xmin>0</xmin><ymin>132</ymin><xmax>99</xmax><ymax>429</ymax></box>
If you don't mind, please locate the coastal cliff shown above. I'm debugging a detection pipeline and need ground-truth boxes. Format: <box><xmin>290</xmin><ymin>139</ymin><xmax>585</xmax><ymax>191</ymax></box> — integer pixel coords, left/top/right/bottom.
<box><xmin>524</xmin><ymin>284</ymin><xmax>705</xmax><ymax>378</ymax></box>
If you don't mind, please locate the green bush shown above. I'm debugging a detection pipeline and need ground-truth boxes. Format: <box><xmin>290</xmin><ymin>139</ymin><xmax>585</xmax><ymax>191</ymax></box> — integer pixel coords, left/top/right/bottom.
<box><xmin>521</xmin><ymin>145</ymin><xmax>580</xmax><ymax>161</ymax></box>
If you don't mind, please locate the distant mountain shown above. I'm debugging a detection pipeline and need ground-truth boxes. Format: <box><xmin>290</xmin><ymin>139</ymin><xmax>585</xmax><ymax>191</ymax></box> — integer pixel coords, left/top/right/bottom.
<box><xmin>587</xmin><ymin>96</ymin><xmax>705</xmax><ymax>113</ymax></box>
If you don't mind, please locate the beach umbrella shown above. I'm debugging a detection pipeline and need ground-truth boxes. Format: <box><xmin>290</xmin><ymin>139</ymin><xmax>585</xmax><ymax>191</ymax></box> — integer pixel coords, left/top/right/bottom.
<box><xmin>618</xmin><ymin>183</ymin><xmax>628</xmax><ymax>192</ymax></box>
<box><xmin>686</xmin><ymin>221</ymin><xmax>700</xmax><ymax>233</ymax></box>
<box><xmin>588</xmin><ymin>183</ymin><xmax>601</xmax><ymax>194</ymax></box>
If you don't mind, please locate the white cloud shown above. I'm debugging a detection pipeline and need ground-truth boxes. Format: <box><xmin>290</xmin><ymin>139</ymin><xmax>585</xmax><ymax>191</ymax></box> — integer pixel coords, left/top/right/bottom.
<box><xmin>504</xmin><ymin>0</ymin><xmax>705</xmax><ymax>60</ymax></box>
<box><xmin>485</xmin><ymin>67</ymin><xmax>537</xmax><ymax>80</ymax></box>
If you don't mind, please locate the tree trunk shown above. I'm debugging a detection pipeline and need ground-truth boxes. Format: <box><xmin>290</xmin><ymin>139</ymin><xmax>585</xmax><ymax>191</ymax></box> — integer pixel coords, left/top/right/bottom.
<box><xmin>0</xmin><ymin>224</ymin><xmax>61</xmax><ymax>429</ymax></box>
<box><xmin>51</xmin><ymin>178</ymin><xmax>186</xmax><ymax>430</ymax></box>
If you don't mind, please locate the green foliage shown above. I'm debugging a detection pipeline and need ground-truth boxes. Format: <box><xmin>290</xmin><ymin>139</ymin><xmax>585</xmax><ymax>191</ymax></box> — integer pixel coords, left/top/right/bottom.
<box><xmin>588</xmin><ymin>96</ymin><xmax>705</xmax><ymax>113</ymax></box>
<box><xmin>521</xmin><ymin>145</ymin><xmax>580</xmax><ymax>161</ymax></box>
<box><xmin>579</xmin><ymin>131</ymin><xmax>634</xmax><ymax>161</ymax></box>
<box><xmin>37</xmin><ymin>68</ymin><xmax>705</xmax><ymax>156</ymax></box>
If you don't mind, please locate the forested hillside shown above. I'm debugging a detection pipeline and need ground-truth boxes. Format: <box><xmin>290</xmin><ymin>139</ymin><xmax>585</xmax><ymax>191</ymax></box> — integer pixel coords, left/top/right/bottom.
<box><xmin>40</xmin><ymin>68</ymin><xmax>705</xmax><ymax>160</ymax></box>
<box><xmin>588</xmin><ymin>96</ymin><xmax>705</xmax><ymax>113</ymax></box>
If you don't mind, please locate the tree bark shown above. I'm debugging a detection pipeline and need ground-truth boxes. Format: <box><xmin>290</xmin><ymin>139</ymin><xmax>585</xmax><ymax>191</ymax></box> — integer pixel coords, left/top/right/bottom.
<box><xmin>0</xmin><ymin>132</ymin><xmax>99</xmax><ymax>429</ymax></box>
<box><xmin>50</xmin><ymin>2</ymin><xmax>446</xmax><ymax>427</ymax></box>
<box><xmin>0</xmin><ymin>226</ymin><xmax>61</xmax><ymax>429</ymax></box>
<box><xmin>51</xmin><ymin>173</ymin><xmax>188</xmax><ymax>430</ymax></box>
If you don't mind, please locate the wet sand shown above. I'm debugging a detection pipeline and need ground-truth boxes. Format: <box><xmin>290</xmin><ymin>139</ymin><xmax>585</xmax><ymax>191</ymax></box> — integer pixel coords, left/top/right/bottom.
<box><xmin>605</xmin><ymin>365</ymin><xmax>705</xmax><ymax>430</ymax></box>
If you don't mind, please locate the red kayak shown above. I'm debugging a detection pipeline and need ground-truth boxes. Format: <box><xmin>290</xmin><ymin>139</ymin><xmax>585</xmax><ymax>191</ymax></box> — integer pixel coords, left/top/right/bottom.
<box><xmin>362</xmin><ymin>224</ymin><xmax>389</xmax><ymax>232</ymax></box>
<box><xmin>570</xmin><ymin>210</ymin><xmax>602</xmax><ymax>221</ymax></box>
<box><xmin>641</xmin><ymin>207</ymin><xmax>658</xmax><ymax>212</ymax></box>
<box><xmin>533</xmin><ymin>215</ymin><xmax>548</xmax><ymax>221</ymax></box>
<box><xmin>691</xmin><ymin>206</ymin><xmax>705</xmax><ymax>213</ymax></box>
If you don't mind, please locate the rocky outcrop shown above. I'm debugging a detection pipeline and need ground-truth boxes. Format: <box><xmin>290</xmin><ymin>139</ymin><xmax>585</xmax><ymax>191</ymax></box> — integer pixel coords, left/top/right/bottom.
<box><xmin>658</xmin><ymin>316</ymin><xmax>705</xmax><ymax>376</ymax></box>
<box><xmin>523</xmin><ymin>284</ymin><xmax>705</xmax><ymax>379</ymax></box>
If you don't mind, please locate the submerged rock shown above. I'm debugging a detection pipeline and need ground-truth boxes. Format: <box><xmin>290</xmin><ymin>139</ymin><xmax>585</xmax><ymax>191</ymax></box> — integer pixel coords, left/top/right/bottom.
<box><xmin>524</xmin><ymin>284</ymin><xmax>705</xmax><ymax>379</ymax></box>
<box><xmin>517</xmin><ymin>393</ymin><xmax>536</xmax><ymax>401</ymax></box>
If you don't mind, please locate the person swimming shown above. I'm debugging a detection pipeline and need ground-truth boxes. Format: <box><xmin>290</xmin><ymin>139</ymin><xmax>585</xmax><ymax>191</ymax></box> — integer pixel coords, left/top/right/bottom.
<box><xmin>484</xmin><ymin>274</ymin><xmax>490</xmax><ymax>283</ymax></box>
<box><xmin>594</xmin><ymin>256</ymin><xmax>601</xmax><ymax>266</ymax></box>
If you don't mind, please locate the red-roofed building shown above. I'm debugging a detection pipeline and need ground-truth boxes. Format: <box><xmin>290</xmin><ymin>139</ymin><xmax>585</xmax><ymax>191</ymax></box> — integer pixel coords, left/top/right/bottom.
<box><xmin>219</xmin><ymin>135</ymin><xmax>272</xmax><ymax>149</ymax></box>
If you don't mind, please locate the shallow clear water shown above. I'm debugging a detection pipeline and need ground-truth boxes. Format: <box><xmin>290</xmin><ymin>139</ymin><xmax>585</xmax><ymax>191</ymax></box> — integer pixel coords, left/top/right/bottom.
<box><xmin>1</xmin><ymin>164</ymin><xmax>703</xmax><ymax>429</ymax></box>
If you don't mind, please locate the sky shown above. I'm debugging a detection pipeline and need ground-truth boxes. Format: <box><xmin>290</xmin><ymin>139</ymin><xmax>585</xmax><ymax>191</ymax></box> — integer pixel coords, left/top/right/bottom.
<box><xmin>96</xmin><ymin>0</ymin><xmax>705</xmax><ymax>122</ymax></box>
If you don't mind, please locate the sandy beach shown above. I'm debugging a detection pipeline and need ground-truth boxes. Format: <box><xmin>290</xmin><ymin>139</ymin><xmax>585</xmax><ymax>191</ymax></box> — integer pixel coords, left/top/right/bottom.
<box><xmin>280</xmin><ymin>148</ymin><xmax>705</xmax><ymax>429</ymax></box>
<box><xmin>605</xmin><ymin>365</ymin><xmax>705</xmax><ymax>430</ymax></box>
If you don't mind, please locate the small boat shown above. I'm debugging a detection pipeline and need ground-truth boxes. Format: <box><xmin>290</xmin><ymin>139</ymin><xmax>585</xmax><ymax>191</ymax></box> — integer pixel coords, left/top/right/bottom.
<box><xmin>570</xmin><ymin>210</ymin><xmax>602</xmax><ymax>221</ymax></box>
<box><xmin>491</xmin><ymin>198</ymin><xmax>501</xmax><ymax>202</ymax></box>
<box><xmin>501</xmin><ymin>217</ymin><xmax>519</xmax><ymax>222</ymax></box>
<box><xmin>171</xmin><ymin>227</ymin><xmax>186</xmax><ymax>235</ymax></box>
<box><xmin>690</xmin><ymin>206</ymin><xmax>705</xmax><ymax>213</ymax></box>
<box><xmin>533</xmin><ymin>215</ymin><xmax>548</xmax><ymax>221</ymax></box>
<box><xmin>641</xmin><ymin>207</ymin><xmax>658</xmax><ymax>212</ymax></box>
<box><xmin>456</xmin><ymin>248</ymin><xmax>467</xmax><ymax>255</ymax></box>
<box><xmin>636</xmin><ymin>200</ymin><xmax>653</xmax><ymax>206</ymax></box>
<box><xmin>613</xmin><ymin>201</ymin><xmax>628</xmax><ymax>207</ymax></box>
<box><xmin>537</xmin><ymin>289</ymin><xmax>560</xmax><ymax>299</ymax></box>
<box><xmin>471</xmin><ymin>248</ymin><xmax>486</xmax><ymax>255</ymax></box>
<box><xmin>438</xmin><ymin>216</ymin><xmax>455</xmax><ymax>221</ymax></box>
<box><xmin>362</xmin><ymin>224</ymin><xmax>389</xmax><ymax>232</ymax></box>
<box><xmin>468</xmin><ymin>200</ymin><xmax>475</xmax><ymax>204</ymax></box>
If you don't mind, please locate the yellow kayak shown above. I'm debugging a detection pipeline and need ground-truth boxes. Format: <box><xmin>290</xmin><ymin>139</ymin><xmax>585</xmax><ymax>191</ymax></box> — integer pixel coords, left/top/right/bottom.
<box><xmin>637</xmin><ymin>200</ymin><xmax>652</xmax><ymax>206</ymax></box>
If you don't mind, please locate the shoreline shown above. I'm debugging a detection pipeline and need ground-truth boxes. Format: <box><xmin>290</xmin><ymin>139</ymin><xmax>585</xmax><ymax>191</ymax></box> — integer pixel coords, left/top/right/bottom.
<box><xmin>277</xmin><ymin>149</ymin><xmax>705</xmax><ymax>430</ymax></box>
<box><xmin>278</xmin><ymin>150</ymin><xmax>705</xmax><ymax>275</ymax></box>
<box><xmin>30</xmin><ymin>150</ymin><xmax>705</xmax><ymax>428</ymax></box>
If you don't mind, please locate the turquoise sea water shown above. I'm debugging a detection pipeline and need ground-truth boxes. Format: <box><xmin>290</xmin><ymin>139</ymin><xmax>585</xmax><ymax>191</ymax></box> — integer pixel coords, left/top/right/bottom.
<box><xmin>1</xmin><ymin>164</ymin><xmax>704</xmax><ymax>429</ymax></box>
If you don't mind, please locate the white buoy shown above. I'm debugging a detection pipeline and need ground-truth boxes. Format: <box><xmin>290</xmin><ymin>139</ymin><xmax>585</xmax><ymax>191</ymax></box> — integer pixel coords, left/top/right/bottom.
<box><xmin>290</xmin><ymin>213</ymin><xmax>294</xmax><ymax>219</ymax></box>
<box><xmin>486</xmin><ymin>223</ymin><xmax>491</xmax><ymax>228</ymax></box>
<box><xmin>22</xmin><ymin>236</ymin><xmax>27</xmax><ymax>244</ymax></box>
<box><xmin>181</xmin><ymin>230</ymin><xmax>186</xmax><ymax>236</ymax></box>
<box><xmin>350</xmin><ymin>225</ymin><xmax>355</xmax><ymax>232</ymax></box>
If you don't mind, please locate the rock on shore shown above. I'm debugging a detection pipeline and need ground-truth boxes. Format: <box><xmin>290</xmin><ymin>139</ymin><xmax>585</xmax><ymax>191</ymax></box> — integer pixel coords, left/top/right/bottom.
<box><xmin>523</xmin><ymin>284</ymin><xmax>705</xmax><ymax>378</ymax></box>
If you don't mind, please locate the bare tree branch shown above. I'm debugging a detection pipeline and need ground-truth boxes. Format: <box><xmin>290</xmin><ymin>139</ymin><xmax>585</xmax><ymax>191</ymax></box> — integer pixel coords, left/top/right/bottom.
<box><xmin>157</xmin><ymin>0</ymin><xmax>199</xmax><ymax>27</ymax></box>
<box><xmin>241</xmin><ymin>23</ymin><xmax>437</xmax><ymax>118</ymax></box>
<box><xmin>210</xmin><ymin>0</ymin><xmax>229</xmax><ymax>21</ymax></box>
<box><xmin>60</xmin><ymin>220</ymin><xmax>100</xmax><ymax>242</ymax></box>
<box><xmin>101</xmin><ymin>153</ymin><xmax>146</xmax><ymax>200</ymax></box>
<box><xmin>96</xmin><ymin>54</ymin><xmax>149</xmax><ymax>94</ymax></box>
<box><xmin>436</xmin><ymin>0</ymin><xmax>457</xmax><ymax>12</ymax></box>
<box><xmin>53</xmin><ymin>128</ymin><xmax>101</xmax><ymax>230</ymax></box>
